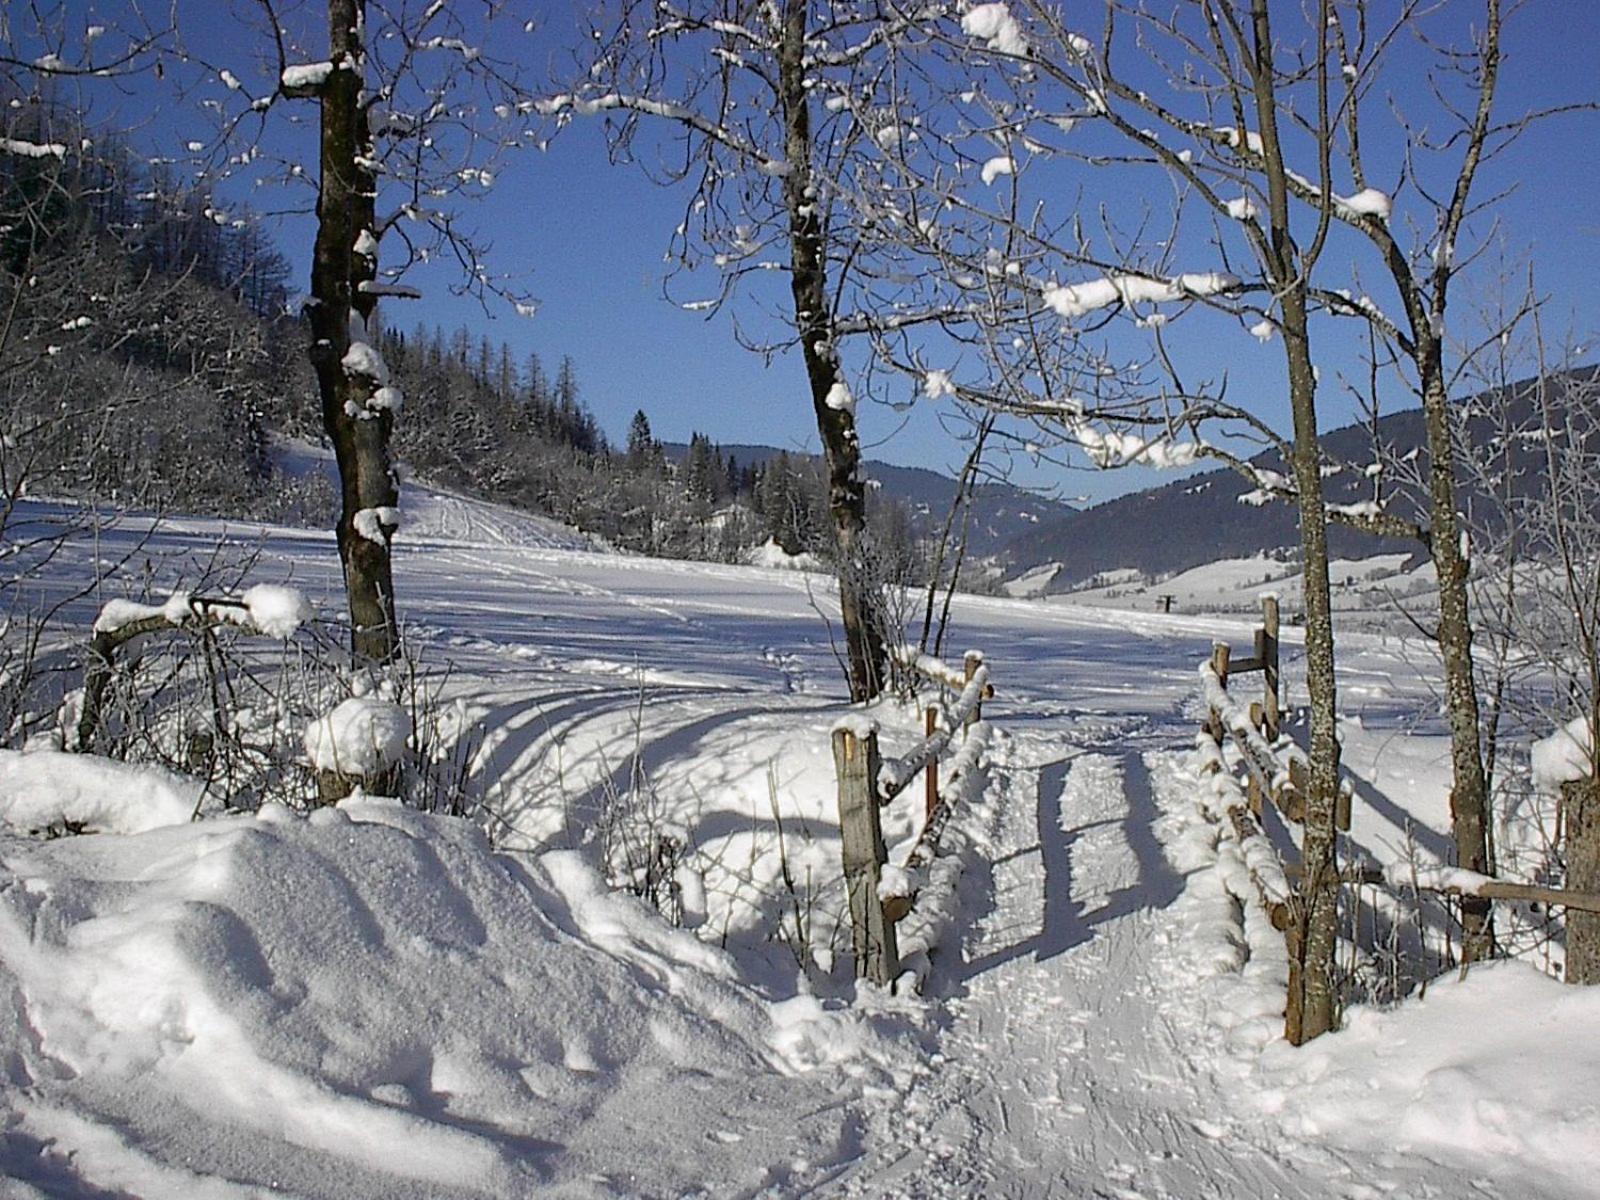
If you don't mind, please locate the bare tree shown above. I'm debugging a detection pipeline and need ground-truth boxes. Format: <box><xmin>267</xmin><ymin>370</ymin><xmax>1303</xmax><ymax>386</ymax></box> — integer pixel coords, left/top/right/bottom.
<box><xmin>851</xmin><ymin>0</ymin><xmax>1355</xmax><ymax>1040</ymax></box>
<box><xmin>545</xmin><ymin>1</ymin><xmax>982</xmax><ymax>701</ymax></box>
<box><xmin>202</xmin><ymin>0</ymin><xmax>538</xmax><ymax>664</ymax></box>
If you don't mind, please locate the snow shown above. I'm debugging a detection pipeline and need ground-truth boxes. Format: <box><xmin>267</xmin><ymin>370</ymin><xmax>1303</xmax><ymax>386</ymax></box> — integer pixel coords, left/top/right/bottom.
<box><xmin>1254</xmin><ymin>962</ymin><xmax>1600</xmax><ymax>1194</ymax></box>
<box><xmin>979</xmin><ymin>153</ymin><xmax>1013</xmax><ymax>185</ymax></box>
<box><xmin>1250</xmin><ymin>317</ymin><xmax>1276</xmax><ymax>342</ymax></box>
<box><xmin>93</xmin><ymin>591</ymin><xmax>194</xmax><ymax>634</ymax></box>
<box><xmin>923</xmin><ymin>368</ymin><xmax>957</xmax><ymax>398</ymax></box>
<box><xmin>824</xmin><ymin>378</ymin><xmax>855</xmax><ymax>414</ymax></box>
<box><xmin>342</xmin><ymin>340</ymin><xmax>391</xmax><ymax>385</ymax></box>
<box><xmin>2</xmin><ymin>483</ymin><xmax>1594</xmax><ymax>1198</ymax></box>
<box><xmin>0</xmin><ymin>750</ymin><xmax>200</xmax><ymax>833</ymax></box>
<box><xmin>1226</xmin><ymin>195</ymin><xmax>1259</xmax><ymax>221</ymax></box>
<box><xmin>353</xmin><ymin>504</ymin><xmax>401</xmax><ymax>544</ymax></box>
<box><xmin>302</xmin><ymin>695</ymin><xmax>412</xmax><ymax>775</ymax></box>
<box><xmin>281</xmin><ymin>61</ymin><xmax>335</xmax><ymax>91</ymax></box>
<box><xmin>1532</xmin><ymin>716</ymin><xmax>1593</xmax><ymax>791</ymax></box>
<box><xmin>961</xmin><ymin>3</ymin><xmax>1029</xmax><ymax>58</ymax></box>
<box><xmin>1043</xmin><ymin>271</ymin><xmax>1240</xmax><ymax>318</ymax></box>
<box><xmin>1335</xmin><ymin>186</ymin><xmax>1392</xmax><ymax>219</ymax></box>
<box><xmin>241</xmin><ymin>584</ymin><xmax>313</xmax><ymax>638</ymax></box>
<box><xmin>1</xmin><ymin>137</ymin><xmax>68</xmax><ymax>160</ymax></box>
<box><xmin>746</xmin><ymin>537</ymin><xmax>824</xmax><ymax>571</ymax></box>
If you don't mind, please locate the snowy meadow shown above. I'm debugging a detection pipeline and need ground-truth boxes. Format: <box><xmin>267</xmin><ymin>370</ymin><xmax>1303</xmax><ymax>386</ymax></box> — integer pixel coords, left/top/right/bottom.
<box><xmin>1</xmin><ymin>487</ymin><xmax>1596</xmax><ymax>1199</ymax></box>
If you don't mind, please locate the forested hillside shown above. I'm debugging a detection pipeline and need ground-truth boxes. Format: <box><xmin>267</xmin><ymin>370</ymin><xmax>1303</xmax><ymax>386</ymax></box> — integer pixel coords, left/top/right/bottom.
<box><xmin>1</xmin><ymin>121</ymin><xmax>953</xmax><ymax>579</ymax></box>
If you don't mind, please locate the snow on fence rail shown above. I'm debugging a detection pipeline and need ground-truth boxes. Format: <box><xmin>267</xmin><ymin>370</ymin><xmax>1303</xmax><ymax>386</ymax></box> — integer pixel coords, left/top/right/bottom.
<box><xmin>75</xmin><ymin>588</ymin><xmax>312</xmax><ymax>754</ymax></box>
<box><xmin>1196</xmin><ymin>598</ymin><xmax>1600</xmax><ymax>1009</ymax></box>
<box><xmin>832</xmin><ymin>649</ymin><xmax>994</xmax><ymax>988</ymax></box>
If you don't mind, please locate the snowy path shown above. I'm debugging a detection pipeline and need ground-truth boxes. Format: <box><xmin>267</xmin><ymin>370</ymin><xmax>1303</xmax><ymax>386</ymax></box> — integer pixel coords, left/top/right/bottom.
<box><xmin>831</xmin><ymin>715</ymin><xmax>1415</xmax><ymax>1200</ymax></box>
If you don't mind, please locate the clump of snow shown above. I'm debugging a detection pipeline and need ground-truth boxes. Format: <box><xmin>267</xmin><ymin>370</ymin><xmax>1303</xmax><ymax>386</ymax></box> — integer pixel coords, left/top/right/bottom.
<box><xmin>353</xmin><ymin>505</ymin><xmax>401</xmax><ymax>544</ymax></box>
<box><xmin>281</xmin><ymin>61</ymin><xmax>334</xmax><ymax>91</ymax></box>
<box><xmin>241</xmin><ymin>584</ymin><xmax>313</xmax><ymax>639</ymax></box>
<box><xmin>303</xmin><ymin>696</ymin><xmax>412</xmax><ymax>776</ymax></box>
<box><xmin>1043</xmin><ymin>271</ymin><xmax>1240</xmax><ymax>319</ymax></box>
<box><xmin>1249</xmin><ymin>318</ymin><xmax>1276</xmax><ymax>342</ymax></box>
<box><xmin>980</xmin><ymin>154</ymin><xmax>1014</xmax><ymax>185</ymax></box>
<box><xmin>1</xmin><ymin>137</ymin><xmax>68</xmax><ymax>160</ymax></box>
<box><xmin>1225</xmin><ymin>196</ymin><xmax>1258</xmax><ymax>221</ymax></box>
<box><xmin>94</xmin><ymin>591</ymin><xmax>194</xmax><ymax>635</ymax></box>
<box><xmin>0</xmin><ymin>750</ymin><xmax>200</xmax><ymax>833</ymax></box>
<box><xmin>1531</xmin><ymin>716</ymin><xmax>1593</xmax><ymax>792</ymax></box>
<box><xmin>962</xmin><ymin>3</ymin><xmax>1029</xmax><ymax>57</ymax></box>
<box><xmin>1335</xmin><ymin>186</ymin><xmax>1392</xmax><ymax>220</ymax></box>
<box><xmin>824</xmin><ymin>380</ymin><xmax>855</xmax><ymax>415</ymax></box>
<box><xmin>342</xmin><ymin>339</ymin><xmax>390</xmax><ymax>385</ymax></box>
<box><xmin>923</xmin><ymin>368</ymin><xmax>957</xmax><ymax>399</ymax></box>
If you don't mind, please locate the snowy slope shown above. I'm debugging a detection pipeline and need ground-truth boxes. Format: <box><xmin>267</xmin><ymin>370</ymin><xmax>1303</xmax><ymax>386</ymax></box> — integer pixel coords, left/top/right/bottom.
<box><xmin>1</xmin><ymin>493</ymin><xmax>1595</xmax><ymax>1198</ymax></box>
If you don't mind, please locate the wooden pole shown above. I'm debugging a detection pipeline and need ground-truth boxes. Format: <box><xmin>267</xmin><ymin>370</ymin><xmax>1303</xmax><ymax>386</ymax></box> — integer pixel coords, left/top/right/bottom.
<box><xmin>963</xmin><ymin>651</ymin><xmax>984</xmax><ymax>731</ymax></box>
<box><xmin>924</xmin><ymin>703</ymin><xmax>941</xmax><ymax>821</ymax></box>
<box><xmin>832</xmin><ymin>725</ymin><xmax>899</xmax><ymax>987</ymax></box>
<box><xmin>1261</xmin><ymin>595</ymin><xmax>1281</xmax><ymax>741</ymax></box>
<box><xmin>1206</xmin><ymin>642</ymin><xmax>1231</xmax><ymax>743</ymax></box>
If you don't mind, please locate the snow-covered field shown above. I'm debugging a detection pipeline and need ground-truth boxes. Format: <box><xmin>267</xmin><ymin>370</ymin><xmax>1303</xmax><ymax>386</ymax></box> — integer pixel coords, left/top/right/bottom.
<box><xmin>1052</xmin><ymin>552</ymin><xmax>1438</xmax><ymax>625</ymax></box>
<box><xmin>1</xmin><ymin>491</ymin><xmax>1595</xmax><ymax>1199</ymax></box>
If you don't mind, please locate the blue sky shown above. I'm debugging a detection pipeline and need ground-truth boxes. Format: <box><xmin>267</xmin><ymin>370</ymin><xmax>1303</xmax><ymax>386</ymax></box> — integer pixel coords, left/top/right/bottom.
<box><xmin>27</xmin><ymin>0</ymin><xmax>1600</xmax><ymax>503</ymax></box>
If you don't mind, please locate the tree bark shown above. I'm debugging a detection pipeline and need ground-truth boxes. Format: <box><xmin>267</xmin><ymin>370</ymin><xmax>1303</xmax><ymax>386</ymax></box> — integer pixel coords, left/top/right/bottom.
<box><xmin>1418</xmin><ymin>350</ymin><xmax>1495</xmax><ymax>963</ymax></box>
<box><xmin>1246</xmin><ymin>0</ymin><xmax>1339</xmax><ymax>1043</ymax></box>
<box><xmin>310</xmin><ymin>0</ymin><xmax>401</xmax><ymax>665</ymax></box>
<box><xmin>778</xmin><ymin>0</ymin><xmax>886</xmax><ymax>702</ymax></box>
<box><xmin>1564</xmin><ymin>775</ymin><xmax>1600</xmax><ymax>984</ymax></box>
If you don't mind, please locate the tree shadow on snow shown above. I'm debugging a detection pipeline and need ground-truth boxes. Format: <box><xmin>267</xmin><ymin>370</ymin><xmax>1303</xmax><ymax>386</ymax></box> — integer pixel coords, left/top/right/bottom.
<box><xmin>958</xmin><ymin>751</ymin><xmax>1184</xmax><ymax>980</ymax></box>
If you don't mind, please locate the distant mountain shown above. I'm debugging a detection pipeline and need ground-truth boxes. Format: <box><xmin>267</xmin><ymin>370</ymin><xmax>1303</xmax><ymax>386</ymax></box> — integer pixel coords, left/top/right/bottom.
<box><xmin>662</xmin><ymin>441</ymin><xmax>1079</xmax><ymax>557</ymax></box>
<box><xmin>1002</xmin><ymin>368</ymin><xmax>1597</xmax><ymax>594</ymax></box>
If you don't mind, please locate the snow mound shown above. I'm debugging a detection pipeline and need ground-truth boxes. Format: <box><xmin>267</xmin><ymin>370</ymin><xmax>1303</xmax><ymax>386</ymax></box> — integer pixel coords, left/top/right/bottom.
<box><xmin>303</xmin><ymin>696</ymin><xmax>412</xmax><ymax>775</ymax></box>
<box><xmin>0</xmin><ymin>802</ymin><xmax>877</xmax><ymax>1196</ymax></box>
<box><xmin>746</xmin><ymin>538</ymin><xmax>824</xmax><ymax>571</ymax></box>
<box><xmin>1256</xmin><ymin>962</ymin><xmax>1600</xmax><ymax>1194</ymax></box>
<box><xmin>0</xmin><ymin>750</ymin><xmax>200</xmax><ymax>834</ymax></box>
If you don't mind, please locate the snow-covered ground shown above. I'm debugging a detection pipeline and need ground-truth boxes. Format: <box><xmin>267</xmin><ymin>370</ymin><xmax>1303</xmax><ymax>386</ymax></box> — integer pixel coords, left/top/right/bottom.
<box><xmin>1056</xmin><ymin>552</ymin><xmax>1438</xmax><ymax>625</ymax></box>
<box><xmin>1</xmin><ymin>493</ymin><xmax>1595</xmax><ymax>1198</ymax></box>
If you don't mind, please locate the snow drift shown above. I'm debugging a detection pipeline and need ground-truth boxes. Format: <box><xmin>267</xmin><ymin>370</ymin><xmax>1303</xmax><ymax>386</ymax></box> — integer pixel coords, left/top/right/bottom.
<box><xmin>0</xmin><ymin>790</ymin><xmax>891</xmax><ymax>1197</ymax></box>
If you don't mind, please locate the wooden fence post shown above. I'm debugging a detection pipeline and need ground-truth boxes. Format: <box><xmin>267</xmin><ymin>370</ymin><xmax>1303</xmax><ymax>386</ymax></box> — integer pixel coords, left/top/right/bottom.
<box><xmin>963</xmin><ymin>651</ymin><xmax>984</xmax><ymax>731</ymax></box>
<box><xmin>1260</xmin><ymin>595</ymin><xmax>1281</xmax><ymax>742</ymax></box>
<box><xmin>924</xmin><ymin>703</ymin><xmax>941</xmax><ymax>821</ymax></box>
<box><xmin>1206</xmin><ymin>642</ymin><xmax>1231</xmax><ymax>743</ymax></box>
<box><xmin>833</xmin><ymin>725</ymin><xmax>899</xmax><ymax>987</ymax></box>
<box><xmin>1564</xmin><ymin>775</ymin><xmax>1600</xmax><ymax>984</ymax></box>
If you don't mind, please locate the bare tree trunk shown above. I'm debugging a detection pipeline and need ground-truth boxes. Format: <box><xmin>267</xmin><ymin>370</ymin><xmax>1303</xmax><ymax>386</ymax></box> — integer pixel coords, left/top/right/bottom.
<box><xmin>1246</xmin><ymin>0</ymin><xmax>1339</xmax><ymax>1043</ymax></box>
<box><xmin>778</xmin><ymin>0</ymin><xmax>885</xmax><ymax>702</ymax></box>
<box><xmin>309</xmin><ymin>0</ymin><xmax>400</xmax><ymax>665</ymax></box>
<box><xmin>1564</xmin><ymin>774</ymin><xmax>1600</xmax><ymax>983</ymax></box>
<box><xmin>1418</xmin><ymin>351</ymin><xmax>1495</xmax><ymax>962</ymax></box>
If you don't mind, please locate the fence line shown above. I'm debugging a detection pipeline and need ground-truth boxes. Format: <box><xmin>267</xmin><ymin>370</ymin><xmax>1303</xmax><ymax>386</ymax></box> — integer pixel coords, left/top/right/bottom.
<box><xmin>833</xmin><ymin>648</ymin><xmax>995</xmax><ymax>987</ymax></box>
<box><xmin>1197</xmin><ymin>598</ymin><xmax>1600</xmax><ymax>1021</ymax></box>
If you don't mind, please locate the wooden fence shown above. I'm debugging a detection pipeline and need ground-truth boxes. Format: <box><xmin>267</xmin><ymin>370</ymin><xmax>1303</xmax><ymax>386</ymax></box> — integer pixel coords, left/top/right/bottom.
<box><xmin>1198</xmin><ymin>597</ymin><xmax>1600</xmax><ymax>1003</ymax></box>
<box><xmin>832</xmin><ymin>649</ymin><xmax>993</xmax><ymax>987</ymax></box>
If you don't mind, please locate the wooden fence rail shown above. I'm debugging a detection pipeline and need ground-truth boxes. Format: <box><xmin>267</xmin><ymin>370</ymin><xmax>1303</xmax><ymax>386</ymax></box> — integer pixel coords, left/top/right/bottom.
<box><xmin>1199</xmin><ymin>599</ymin><xmax>1600</xmax><ymax>1015</ymax></box>
<box><xmin>833</xmin><ymin>649</ymin><xmax>995</xmax><ymax>987</ymax></box>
